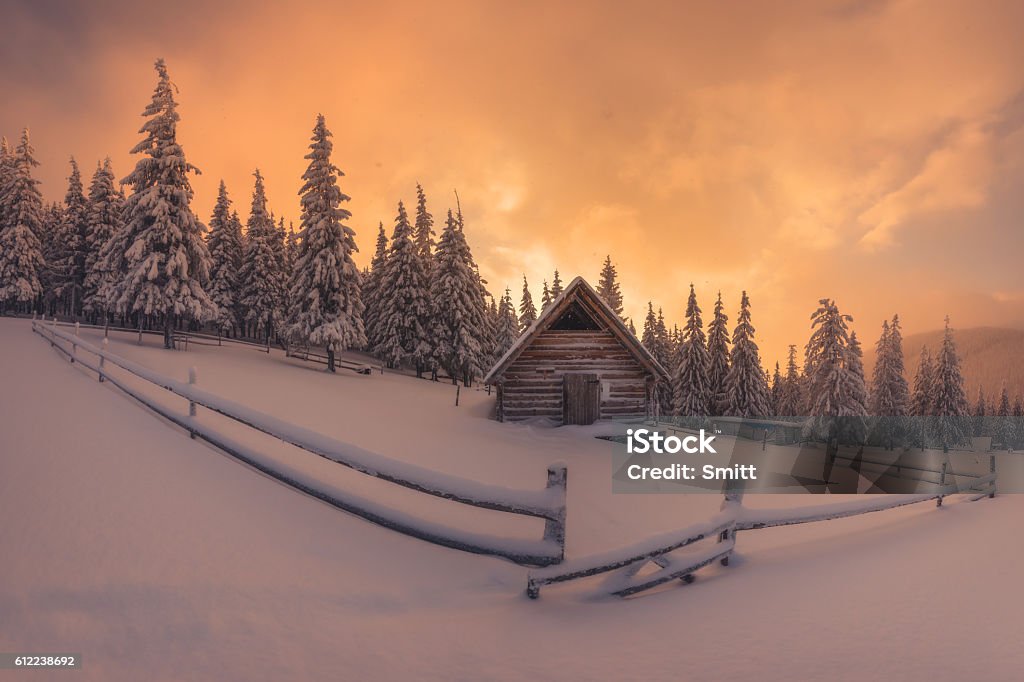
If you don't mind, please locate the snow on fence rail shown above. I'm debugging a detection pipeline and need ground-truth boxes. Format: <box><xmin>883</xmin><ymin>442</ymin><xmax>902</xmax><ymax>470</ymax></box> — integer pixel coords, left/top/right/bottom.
<box><xmin>32</xmin><ymin>318</ymin><xmax>566</xmax><ymax>567</ymax></box>
<box><xmin>527</xmin><ymin>460</ymin><xmax>997</xmax><ymax>599</ymax></box>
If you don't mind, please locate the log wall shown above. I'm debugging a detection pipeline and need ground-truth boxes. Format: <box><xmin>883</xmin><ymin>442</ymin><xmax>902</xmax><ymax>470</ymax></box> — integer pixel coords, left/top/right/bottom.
<box><xmin>497</xmin><ymin>329</ymin><xmax>652</xmax><ymax>423</ymax></box>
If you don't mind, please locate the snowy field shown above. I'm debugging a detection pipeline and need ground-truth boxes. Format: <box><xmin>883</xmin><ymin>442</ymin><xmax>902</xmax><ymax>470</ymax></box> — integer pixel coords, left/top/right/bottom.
<box><xmin>1</xmin><ymin>316</ymin><xmax>1022</xmax><ymax>681</ymax></box>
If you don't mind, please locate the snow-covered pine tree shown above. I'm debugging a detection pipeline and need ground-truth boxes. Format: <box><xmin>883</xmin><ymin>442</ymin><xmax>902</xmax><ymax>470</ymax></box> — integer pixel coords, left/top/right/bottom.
<box><xmin>705</xmin><ymin>291</ymin><xmax>730</xmax><ymax>416</ymax></box>
<box><xmin>1012</xmin><ymin>394</ymin><xmax>1024</xmax><ymax>450</ymax></box>
<box><xmin>803</xmin><ymin>299</ymin><xmax>866</xmax><ymax>449</ymax></box>
<box><xmin>413</xmin><ymin>183</ymin><xmax>434</xmax><ymax>266</ymax></box>
<box><xmin>285</xmin><ymin>222</ymin><xmax>299</xmax><ymax>276</ymax></box>
<box><xmin>869</xmin><ymin>316</ymin><xmax>911</xmax><ymax>417</ymax></box>
<box><xmin>519</xmin><ymin>275</ymin><xmax>537</xmax><ymax>332</ymax></box>
<box><xmin>494</xmin><ymin>287</ymin><xmax>520</xmax><ymax>359</ymax></box>
<box><xmin>910</xmin><ymin>347</ymin><xmax>935</xmax><ymax>416</ymax></box>
<box><xmin>82</xmin><ymin>158</ymin><xmax>125</xmax><ymax>321</ymax></box>
<box><xmin>931</xmin><ymin>317</ymin><xmax>970</xmax><ymax>450</ymax></box>
<box><xmin>286</xmin><ymin>116</ymin><xmax>365</xmax><ymax>372</ymax></box>
<box><xmin>362</xmin><ymin>222</ymin><xmax>388</xmax><ymax>351</ymax></box>
<box><xmin>673</xmin><ymin>284</ymin><xmax>712</xmax><ymax>416</ymax></box>
<box><xmin>723</xmin><ymin>292</ymin><xmax>769</xmax><ymax>417</ymax></box>
<box><xmin>115</xmin><ymin>59</ymin><xmax>214</xmax><ymax>348</ymax></box>
<box><xmin>641</xmin><ymin>302</ymin><xmax>660</xmax><ymax>357</ymax></box>
<box><xmin>845</xmin><ymin>330</ymin><xmax>869</xmax><ymax>442</ymax></box>
<box><xmin>238</xmin><ymin>170</ymin><xmax>282</xmax><ymax>343</ymax></box>
<box><xmin>206</xmin><ymin>180</ymin><xmax>242</xmax><ymax>335</ymax></box>
<box><xmin>376</xmin><ymin>201</ymin><xmax>431</xmax><ymax>375</ymax></box>
<box><xmin>993</xmin><ymin>383</ymin><xmax>1011</xmax><ymax>448</ymax></box>
<box><xmin>541</xmin><ymin>280</ymin><xmax>552</xmax><ymax>309</ymax></box>
<box><xmin>429</xmin><ymin>209</ymin><xmax>487</xmax><ymax>385</ymax></box>
<box><xmin>0</xmin><ymin>137</ymin><xmax>12</xmax><ymax>228</ymax></box>
<box><xmin>481</xmin><ymin>292</ymin><xmax>498</xmax><ymax>369</ymax></box>
<box><xmin>274</xmin><ymin>215</ymin><xmax>290</xmax><ymax>310</ymax></box>
<box><xmin>770</xmin><ymin>363</ymin><xmax>783</xmax><ymax>416</ymax></box>
<box><xmin>887</xmin><ymin>315</ymin><xmax>910</xmax><ymax>410</ymax></box>
<box><xmin>973</xmin><ymin>386</ymin><xmax>987</xmax><ymax>437</ymax></box>
<box><xmin>550</xmin><ymin>269</ymin><xmax>563</xmax><ymax>298</ymax></box>
<box><xmin>0</xmin><ymin>129</ymin><xmax>46</xmax><ymax>313</ymax></box>
<box><xmin>596</xmin><ymin>255</ymin><xmax>624</xmax><ymax>319</ymax></box>
<box><xmin>51</xmin><ymin>158</ymin><xmax>90</xmax><ymax>316</ymax></box>
<box><xmin>777</xmin><ymin>344</ymin><xmax>803</xmax><ymax>417</ymax></box>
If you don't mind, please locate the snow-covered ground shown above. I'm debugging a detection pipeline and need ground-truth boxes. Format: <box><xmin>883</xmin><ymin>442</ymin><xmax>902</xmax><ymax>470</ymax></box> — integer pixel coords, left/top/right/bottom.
<box><xmin>1</xmin><ymin>317</ymin><xmax>1021</xmax><ymax>681</ymax></box>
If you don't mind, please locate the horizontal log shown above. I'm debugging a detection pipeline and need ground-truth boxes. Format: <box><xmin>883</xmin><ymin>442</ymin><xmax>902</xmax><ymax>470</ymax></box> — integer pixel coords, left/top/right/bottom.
<box><xmin>501</xmin><ymin>395</ymin><xmax>561</xmax><ymax>405</ymax></box>
<box><xmin>520</xmin><ymin>348</ymin><xmax>630</xmax><ymax>358</ymax></box>
<box><xmin>509</xmin><ymin>361</ymin><xmax>641</xmax><ymax>371</ymax></box>
<box><xmin>503</xmin><ymin>409</ymin><xmax>563</xmax><ymax>418</ymax></box>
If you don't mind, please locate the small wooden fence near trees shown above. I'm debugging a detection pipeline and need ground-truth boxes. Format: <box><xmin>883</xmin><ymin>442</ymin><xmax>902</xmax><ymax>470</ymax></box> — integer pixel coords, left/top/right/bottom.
<box><xmin>527</xmin><ymin>460</ymin><xmax>997</xmax><ymax>599</ymax></box>
<box><xmin>32</xmin><ymin>318</ymin><xmax>566</xmax><ymax>567</ymax></box>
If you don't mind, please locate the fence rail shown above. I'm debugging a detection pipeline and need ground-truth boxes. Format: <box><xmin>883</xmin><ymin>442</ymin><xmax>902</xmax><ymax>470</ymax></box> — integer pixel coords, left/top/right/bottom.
<box><xmin>32</xmin><ymin>319</ymin><xmax>566</xmax><ymax>567</ymax></box>
<box><xmin>40</xmin><ymin>318</ymin><xmax>384</xmax><ymax>374</ymax></box>
<box><xmin>527</xmin><ymin>457</ymin><xmax>996</xmax><ymax>599</ymax></box>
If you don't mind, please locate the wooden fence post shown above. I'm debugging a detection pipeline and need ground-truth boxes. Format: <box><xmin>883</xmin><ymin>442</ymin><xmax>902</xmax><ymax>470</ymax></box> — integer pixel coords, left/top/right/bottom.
<box><xmin>455</xmin><ymin>384</ymin><xmax>461</xmax><ymax>407</ymax></box>
<box><xmin>543</xmin><ymin>463</ymin><xmax>568</xmax><ymax>563</ymax></box>
<box><xmin>99</xmin><ymin>338</ymin><xmax>108</xmax><ymax>382</ymax></box>
<box><xmin>188</xmin><ymin>366</ymin><xmax>198</xmax><ymax>438</ymax></box>
<box><xmin>719</xmin><ymin>478</ymin><xmax>746</xmax><ymax>566</ymax></box>
<box><xmin>937</xmin><ymin>461</ymin><xmax>947</xmax><ymax>507</ymax></box>
<box><xmin>989</xmin><ymin>454</ymin><xmax>996</xmax><ymax>498</ymax></box>
<box><xmin>71</xmin><ymin>321</ymin><xmax>80</xmax><ymax>363</ymax></box>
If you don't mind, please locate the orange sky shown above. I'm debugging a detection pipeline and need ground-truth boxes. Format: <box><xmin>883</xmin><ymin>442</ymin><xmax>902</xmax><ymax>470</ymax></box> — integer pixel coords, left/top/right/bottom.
<box><xmin>3</xmin><ymin>0</ymin><xmax>1023</xmax><ymax>365</ymax></box>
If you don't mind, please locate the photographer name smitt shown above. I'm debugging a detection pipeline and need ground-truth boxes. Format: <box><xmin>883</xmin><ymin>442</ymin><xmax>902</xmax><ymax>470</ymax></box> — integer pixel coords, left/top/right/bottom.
<box><xmin>626</xmin><ymin>463</ymin><xmax>758</xmax><ymax>481</ymax></box>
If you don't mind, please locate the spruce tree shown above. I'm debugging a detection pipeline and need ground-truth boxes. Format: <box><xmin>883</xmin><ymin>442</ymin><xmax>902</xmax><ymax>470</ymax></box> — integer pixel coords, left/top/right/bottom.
<box><xmin>541</xmin><ymin>280</ymin><xmax>552</xmax><ymax>309</ymax></box>
<box><xmin>673</xmin><ymin>284</ymin><xmax>712</xmax><ymax>416</ymax></box>
<box><xmin>413</xmin><ymin>183</ymin><xmax>434</xmax><ymax>265</ymax></box>
<box><xmin>0</xmin><ymin>137</ymin><xmax>12</xmax><ymax>228</ymax></box>
<box><xmin>0</xmin><ymin>129</ymin><xmax>45</xmax><ymax>313</ymax></box>
<box><xmin>596</xmin><ymin>255</ymin><xmax>623</xmax><ymax>318</ymax></box>
<box><xmin>641</xmin><ymin>303</ymin><xmax>661</xmax><ymax>359</ymax></box>
<box><xmin>82</xmin><ymin>158</ymin><xmax>125</xmax><ymax>320</ymax></box>
<box><xmin>550</xmin><ymin>269</ymin><xmax>563</xmax><ymax>298</ymax></box>
<box><xmin>778</xmin><ymin>344</ymin><xmax>803</xmax><ymax>417</ymax></box>
<box><xmin>706</xmin><ymin>291</ymin><xmax>731</xmax><ymax>416</ymax></box>
<box><xmin>770</xmin><ymin>363</ymin><xmax>783</xmax><ymax>416</ymax></box>
<box><xmin>803</xmin><ymin>299</ymin><xmax>866</xmax><ymax>449</ymax></box>
<box><xmin>206</xmin><ymin>181</ymin><xmax>242</xmax><ymax>334</ymax></box>
<box><xmin>362</xmin><ymin>222</ymin><xmax>388</xmax><ymax>351</ymax></box>
<box><xmin>376</xmin><ymin>201</ymin><xmax>431</xmax><ymax>374</ymax></box>
<box><xmin>931</xmin><ymin>317</ymin><xmax>970</xmax><ymax>449</ymax></box>
<box><xmin>869</xmin><ymin>316</ymin><xmax>910</xmax><ymax>416</ymax></box>
<box><xmin>495</xmin><ymin>287</ymin><xmax>520</xmax><ymax>358</ymax></box>
<box><xmin>1012</xmin><ymin>395</ymin><xmax>1024</xmax><ymax>450</ymax></box>
<box><xmin>846</xmin><ymin>330</ymin><xmax>869</xmax><ymax>441</ymax></box>
<box><xmin>115</xmin><ymin>59</ymin><xmax>214</xmax><ymax>347</ymax></box>
<box><xmin>430</xmin><ymin>209</ymin><xmax>487</xmax><ymax>385</ymax></box>
<box><xmin>239</xmin><ymin>170</ymin><xmax>281</xmax><ymax>343</ymax></box>
<box><xmin>973</xmin><ymin>386</ymin><xmax>987</xmax><ymax>437</ymax></box>
<box><xmin>910</xmin><ymin>347</ymin><xmax>935</xmax><ymax>416</ymax></box>
<box><xmin>519</xmin><ymin>275</ymin><xmax>537</xmax><ymax>332</ymax></box>
<box><xmin>52</xmin><ymin>158</ymin><xmax>89</xmax><ymax>315</ymax></box>
<box><xmin>724</xmin><ymin>291</ymin><xmax>770</xmax><ymax>417</ymax></box>
<box><xmin>286</xmin><ymin>115</ymin><xmax>365</xmax><ymax>371</ymax></box>
<box><xmin>993</xmin><ymin>384</ymin><xmax>1012</xmax><ymax>448</ymax></box>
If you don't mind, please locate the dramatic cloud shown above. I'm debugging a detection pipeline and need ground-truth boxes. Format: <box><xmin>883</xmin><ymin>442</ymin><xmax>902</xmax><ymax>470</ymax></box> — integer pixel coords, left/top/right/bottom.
<box><xmin>2</xmin><ymin>0</ymin><xmax>1022</xmax><ymax>363</ymax></box>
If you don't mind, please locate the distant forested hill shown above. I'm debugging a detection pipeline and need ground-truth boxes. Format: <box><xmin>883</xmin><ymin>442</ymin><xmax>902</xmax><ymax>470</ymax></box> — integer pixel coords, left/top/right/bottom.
<box><xmin>864</xmin><ymin>327</ymin><xmax>1024</xmax><ymax>404</ymax></box>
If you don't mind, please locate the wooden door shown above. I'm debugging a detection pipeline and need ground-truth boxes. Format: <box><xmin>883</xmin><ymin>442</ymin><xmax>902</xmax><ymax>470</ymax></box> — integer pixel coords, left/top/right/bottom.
<box><xmin>563</xmin><ymin>373</ymin><xmax>600</xmax><ymax>425</ymax></box>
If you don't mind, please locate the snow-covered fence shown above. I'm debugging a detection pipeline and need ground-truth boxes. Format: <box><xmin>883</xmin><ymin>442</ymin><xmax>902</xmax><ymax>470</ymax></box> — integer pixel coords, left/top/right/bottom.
<box><xmin>32</xmin><ymin>320</ymin><xmax>567</xmax><ymax>567</ymax></box>
<box><xmin>526</xmin><ymin>462</ymin><xmax>996</xmax><ymax>599</ymax></box>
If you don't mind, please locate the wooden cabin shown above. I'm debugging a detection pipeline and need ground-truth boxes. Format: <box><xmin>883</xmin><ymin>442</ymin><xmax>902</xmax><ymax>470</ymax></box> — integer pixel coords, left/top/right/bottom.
<box><xmin>484</xmin><ymin>277</ymin><xmax>669</xmax><ymax>425</ymax></box>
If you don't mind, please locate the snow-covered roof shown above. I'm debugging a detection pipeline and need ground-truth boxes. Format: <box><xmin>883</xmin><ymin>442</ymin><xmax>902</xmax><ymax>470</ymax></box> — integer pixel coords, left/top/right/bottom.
<box><xmin>484</xmin><ymin>276</ymin><xmax>670</xmax><ymax>384</ymax></box>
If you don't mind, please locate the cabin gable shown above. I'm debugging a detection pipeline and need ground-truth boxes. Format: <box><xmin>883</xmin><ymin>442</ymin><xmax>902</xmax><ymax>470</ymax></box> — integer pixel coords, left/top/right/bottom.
<box><xmin>485</xmin><ymin>277</ymin><xmax>669</xmax><ymax>425</ymax></box>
